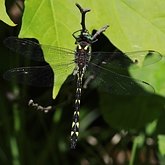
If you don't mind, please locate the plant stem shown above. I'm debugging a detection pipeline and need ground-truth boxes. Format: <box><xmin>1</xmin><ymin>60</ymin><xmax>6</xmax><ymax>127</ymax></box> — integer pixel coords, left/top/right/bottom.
<box><xmin>129</xmin><ymin>136</ymin><xmax>138</xmax><ymax>165</ymax></box>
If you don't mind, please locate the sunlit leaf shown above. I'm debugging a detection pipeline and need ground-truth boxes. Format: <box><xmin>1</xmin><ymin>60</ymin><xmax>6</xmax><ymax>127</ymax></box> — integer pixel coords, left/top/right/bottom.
<box><xmin>0</xmin><ymin>0</ymin><xmax>15</xmax><ymax>26</ymax></box>
<box><xmin>107</xmin><ymin>0</ymin><xmax>165</xmax><ymax>53</ymax></box>
<box><xmin>18</xmin><ymin>0</ymin><xmax>165</xmax><ymax>99</ymax></box>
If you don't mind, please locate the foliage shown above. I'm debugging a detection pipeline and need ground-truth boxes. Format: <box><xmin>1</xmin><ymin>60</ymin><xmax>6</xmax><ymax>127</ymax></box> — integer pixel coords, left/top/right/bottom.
<box><xmin>0</xmin><ymin>0</ymin><xmax>165</xmax><ymax>165</ymax></box>
<box><xmin>0</xmin><ymin>0</ymin><xmax>15</xmax><ymax>26</ymax></box>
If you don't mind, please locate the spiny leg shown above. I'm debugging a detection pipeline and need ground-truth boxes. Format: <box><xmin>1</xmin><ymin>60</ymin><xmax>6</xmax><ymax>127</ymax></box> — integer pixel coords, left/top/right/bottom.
<box><xmin>83</xmin><ymin>74</ymin><xmax>95</xmax><ymax>89</ymax></box>
<box><xmin>28</xmin><ymin>99</ymin><xmax>52</xmax><ymax>113</ymax></box>
<box><xmin>75</xmin><ymin>3</ymin><xmax>91</xmax><ymax>32</ymax></box>
<box><xmin>91</xmin><ymin>25</ymin><xmax>109</xmax><ymax>41</ymax></box>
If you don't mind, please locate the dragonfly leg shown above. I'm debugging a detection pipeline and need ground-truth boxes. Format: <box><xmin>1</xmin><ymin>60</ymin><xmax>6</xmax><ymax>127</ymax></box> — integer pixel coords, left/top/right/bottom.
<box><xmin>75</xmin><ymin>3</ymin><xmax>91</xmax><ymax>32</ymax></box>
<box><xmin>91</xmin><ymin>25</ymin><xmax>109</xmax><ymax>41</ymax></box>
<box><xmin>73</xmin><ymin>66</ymin><xmax>79</xmax><ymax>76</ymax></box>
<box><xmin>28</xmin><ymin>99</ymin><xmax>52</xmax><ymax>113</ymax></box>
<box><xmin>83</xmin><ymin>74</ymin><xmax>95</xmax><ymax>89</ymax></box>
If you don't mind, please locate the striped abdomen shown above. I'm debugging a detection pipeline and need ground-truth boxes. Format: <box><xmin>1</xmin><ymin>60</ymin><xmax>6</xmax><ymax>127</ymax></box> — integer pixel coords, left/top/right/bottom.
<box><xmin>70</xmin><ymin>70</ymin><xmax>84</xmax><ymax>149</ymax></box>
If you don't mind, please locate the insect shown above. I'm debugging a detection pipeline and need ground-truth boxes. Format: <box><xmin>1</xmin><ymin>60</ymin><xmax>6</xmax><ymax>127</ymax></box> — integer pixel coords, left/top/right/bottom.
<box><xmin>3</xmin><ymin>4</ymin><xmax>162</xmax><ymax>149</ymax></box>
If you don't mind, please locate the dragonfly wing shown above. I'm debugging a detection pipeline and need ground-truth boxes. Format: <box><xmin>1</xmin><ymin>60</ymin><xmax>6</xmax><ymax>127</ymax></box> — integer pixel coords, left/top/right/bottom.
<box><xmin>3</xmin><ymin>65</ymin><xmax>54</xmax><ymax>87</ymax></box>
<box><xmin>3</xmin><ymin>62</ymin><xmax>76</xmax><ymax>99</ymax></box>
<box><xmin>87</xmin><ymin>63</ymin><xmax>154</xmax><ymax>95</ymax></box>
<box><xmin>125</xmin><ymin>50</ymin><xmax>162</xmax><ymax>66</ymax></box>
<box><xmin>4</xmin><ymin>37</ymin><xmax>76</xmax><ymax>98</ymax></box>
<box><xmin>91</xmin><ymin>50</ymin><xmax>162</xmax><ymax>69</ymax></box>
<box><xmin>87</xmin><ymin>50</ymin><xmax>161</xmax><ymax>95</ymax></box>
<box><xmin>4</xmin><ymin>37</ymin><xmax>45</xmax><ymax>62</ymax></box>
<box><xmin>4</xmin><ymin>36</ymin><xmax>75</xmax><ymax>64</ymax></box>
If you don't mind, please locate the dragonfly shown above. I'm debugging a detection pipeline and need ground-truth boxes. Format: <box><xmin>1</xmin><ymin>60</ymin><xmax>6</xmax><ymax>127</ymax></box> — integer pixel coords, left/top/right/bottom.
<box><xmin>3</xmin><ymin>3</ymin><xmax>162</xmax><ymax>149</ymax></box>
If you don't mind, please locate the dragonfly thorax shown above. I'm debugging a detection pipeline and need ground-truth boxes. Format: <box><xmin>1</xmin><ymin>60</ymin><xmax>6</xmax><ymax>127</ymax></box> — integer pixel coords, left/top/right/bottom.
<box><xmin>75</xmin><ymin>41</ymin><xmax>91</xmax><ymax>68</ymax></box>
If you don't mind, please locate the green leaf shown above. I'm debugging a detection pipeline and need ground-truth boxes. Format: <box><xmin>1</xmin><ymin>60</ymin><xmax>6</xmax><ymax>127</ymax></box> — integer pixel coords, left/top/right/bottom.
<box><xmin>106</xmin><ymin>0</ymin><xmax>165</xmax><ymax>97</ymax></box>
<box><xmin>107</xmin><ymin>0</ymin><xmax>165</xmax><ymax>53</ymax></box>
<box><xmin>100</xmin><ymin>94</ymin><xmax>163</xmax><ymax>131</ymax></box>
<box><xmin>18</xmin><ymin>0</ymin><xmax>165</xmax><ymax>98</ymax></box>
<box><xmin>19</xmin><ymin>0</ymin><xmax>99</xmax><ymax>98</ymax></box>
<box><xmin>0</xmin><ymin>0</ymin><xmax>15</xmax><ymax>26</ymax></box>
<box><xmin>129</xmin><ymin>58</ymin><xmax>165</xmax><ymax>97</ymax></box>
<box><xmin>145</xmin><ymin>120</ymin><xmax>157</xmax><ymax>135</ymax></box>
<box><xmin>20</xmin><ymin>0</ymin><xmax>165</xmax><ymax>52</ymax></box>
<box><xmin>158</xmin><ymin>135</ymin><xmax>165</xmax><ymax>156</ymax></box>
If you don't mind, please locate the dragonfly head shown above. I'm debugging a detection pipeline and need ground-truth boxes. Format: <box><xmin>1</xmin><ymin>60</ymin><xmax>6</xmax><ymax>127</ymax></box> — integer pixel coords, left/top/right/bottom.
<box><xmin>76</xmin><ymin>41</ymin><xmax>91</xmax><ymax>54</ymax></box>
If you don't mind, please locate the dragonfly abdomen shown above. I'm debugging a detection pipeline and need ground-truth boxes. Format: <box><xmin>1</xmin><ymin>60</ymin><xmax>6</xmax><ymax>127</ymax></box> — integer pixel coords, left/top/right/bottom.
<box><xmin>70</xmin><ymin>69</ymin><xmax>84</xmax><ymax>149</ymax></box>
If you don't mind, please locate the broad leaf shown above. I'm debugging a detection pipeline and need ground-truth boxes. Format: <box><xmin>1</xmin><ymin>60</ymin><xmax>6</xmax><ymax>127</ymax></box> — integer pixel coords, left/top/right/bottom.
<box><xmin>18</xmin><ymin>0</ymin><xmax>165</xmax><ymax>98</ymax></box>
<box><xmin>100</xmin><ymin>94</ymin><xmax>163</xmax><ymax>131</ymax></box>
<box><xmin>0</xmin><ymin>0</ymin><xmax>15</xmax><ymax>26</ymax></box>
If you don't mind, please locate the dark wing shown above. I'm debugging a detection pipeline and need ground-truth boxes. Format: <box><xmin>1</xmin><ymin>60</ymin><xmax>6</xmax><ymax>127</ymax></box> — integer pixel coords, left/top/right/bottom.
<box><xmin>3</xmin><ymin>36</ymin><xmax>75</xmax><ymax>64</ymax></box>
<box><xmin>3</xmin><ymin>37</ymin><xmax>76</xmax><ymax>88</ymax></box>
<box><xmin>87</xmin><ymin>63</ymin><xmax>154</xmax><ymax>95</ymax></box>
<box><xmin>124</xmin><ymin>50</ymin><xmax>162</xmax><ymax>66</ymax></box>
<box><xmin>4</xmin><ymin>37</ymin><xmax>161</xmax><ymax>95</ymax></box>
<box><xmin>87</xmin><ymin>50</ymin><xmax>162</xmax><ymax>95</ymax></box>
<box><xmin>3</xmin><ymin>65</ymin><xmax>54</xmax><ymax>87</ymax></box>
<box><xmin>91</xmin><ymin>50</ymin><xmax>162</xmax><ymax>69</ymax></box>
